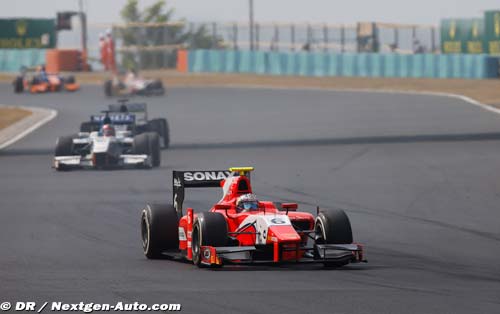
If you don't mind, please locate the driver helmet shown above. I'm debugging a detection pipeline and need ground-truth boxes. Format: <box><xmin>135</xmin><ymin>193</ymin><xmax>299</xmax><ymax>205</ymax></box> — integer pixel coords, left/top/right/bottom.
<box><xmin>101</xmin><ymin>124</ymin><xmax>115</xmax><ymax>137</ymax></box>
<box><xmin>236</xmin><ymin>193</ymin><xmax>259</xmax><ymax>212</ymax></box>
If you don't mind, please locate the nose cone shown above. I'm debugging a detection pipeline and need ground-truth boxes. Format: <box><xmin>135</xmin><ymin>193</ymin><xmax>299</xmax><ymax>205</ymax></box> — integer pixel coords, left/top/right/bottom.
<box><xmin>92</xmin><ymin>137</ymin><xmax>110</xmax><ymax>153</ymax></box>
<box><xmin>268</xmin><ymin>225</ymin><xmax>301</xmax><ymax>243</ymax></box>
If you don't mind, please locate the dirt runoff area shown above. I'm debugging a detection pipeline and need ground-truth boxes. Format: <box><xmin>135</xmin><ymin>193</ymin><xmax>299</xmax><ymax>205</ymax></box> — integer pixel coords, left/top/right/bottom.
<box><xmin>0</xmin><ymin>107</ymin><xmax>32</xmax><ymax>130</ymax></box>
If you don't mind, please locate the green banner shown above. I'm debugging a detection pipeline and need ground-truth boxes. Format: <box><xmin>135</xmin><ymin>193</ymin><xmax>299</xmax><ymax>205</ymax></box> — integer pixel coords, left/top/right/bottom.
<box><xmin>0</xmin><ymin>19</ymin><xmax>56</xmax><ymax>49</ymax></box>
<box><xmin>464</xmin><ymin>18</ymin><xmax>484</xmax><ymax>54</ymax></box>
<box><xmin>441</xmin><ymin>19</ymin><xmax>466</xmax><ymax>53</ymax></box>
<box><xmin>484</xmin><ymin>11</ymin><xmax>500</xmax><ymax>55</ymax></box>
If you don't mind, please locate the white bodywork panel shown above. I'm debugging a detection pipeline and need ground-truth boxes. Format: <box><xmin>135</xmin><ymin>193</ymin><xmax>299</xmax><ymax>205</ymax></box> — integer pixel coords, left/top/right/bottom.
<box><xmin>237</xmin><ymin>214</ymin><xmax>292</xmax><ymax>245</ymax></box>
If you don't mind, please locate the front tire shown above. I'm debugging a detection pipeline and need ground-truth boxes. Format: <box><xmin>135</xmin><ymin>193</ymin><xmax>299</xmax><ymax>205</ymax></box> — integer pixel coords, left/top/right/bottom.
<box><xmin>192</xmin><ymin>212</ymin><xmax>227</xmax><ymax>267</ymax></box>
<box><xmin>104</xmin><ymin>80</ymin><xmax>113</xmax><ymax>97</ymax></box>
<box><xmin>148</xmin><ymin>118</ymin><xmax>169</xmax><ymax>148</ymax></box>
<box><xmin>13</xmin><ymin>77</ymin><xmax>24</xmax><ymax>93</ymax></box>
<box><xmin>54</xmin><ymin>135</ymin><xmax>74</xmax><ymax>172</ymax></box>
<box><xmin>315</xmin><ymin>208</ymin><xmax>353</xmax><ymax>267</ymax></box>
<box><xmin>54</xmin><ymin>135</ymin><xmax>74</xmax><ymax>156</ymax></box>
<box><xmin>141</xmin><ymin>204</ymin><xmax>179</xmax><ymax>259</ymax></box>
<box><xmin>133</xmin><ymin>133</ymin><xmax>150</xmax><ymax>155</ymax></box>
<box><xmin>133</xmin><ymin>133</ymin><xmax>160</xmax><ymax>168</ymax></box>
<box><xmin>148</xmin><ymin>132</ymin><xmax>161</xmax><ymax>167</ymax></box>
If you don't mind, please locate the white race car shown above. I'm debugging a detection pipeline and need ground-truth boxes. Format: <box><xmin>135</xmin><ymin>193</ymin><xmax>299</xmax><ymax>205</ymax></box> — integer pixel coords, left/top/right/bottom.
<box><xmin>104</xmin><ymin>77</ymin><xmax>165</xmax><ymax>97</ymax></box>
<box><xmin>53</xmin><ymin>113</ymin><xmax>161</xmax><ymax>171</ymax></box>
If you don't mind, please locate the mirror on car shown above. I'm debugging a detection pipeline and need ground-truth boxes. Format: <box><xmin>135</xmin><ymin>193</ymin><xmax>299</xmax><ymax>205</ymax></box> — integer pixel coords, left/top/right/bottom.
<box><xmin>281</xmin><ymin>203</ymin><xmax>298</xmax><ymax>212</ymax></box>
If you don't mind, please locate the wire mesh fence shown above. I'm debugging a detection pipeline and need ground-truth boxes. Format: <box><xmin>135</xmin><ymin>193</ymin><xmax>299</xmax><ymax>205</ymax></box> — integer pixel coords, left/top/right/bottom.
<box><xmin>59</xmin><ymin>21</ymin><xmax>439</xmax><ymax>71</ymax></box>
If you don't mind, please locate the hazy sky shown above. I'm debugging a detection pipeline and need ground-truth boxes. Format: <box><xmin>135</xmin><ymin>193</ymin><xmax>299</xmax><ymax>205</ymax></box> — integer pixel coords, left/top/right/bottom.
<box><xmin>2</xmin><ymin>0</ymin><xmax>499</xmax><ymax>25</ymax></box>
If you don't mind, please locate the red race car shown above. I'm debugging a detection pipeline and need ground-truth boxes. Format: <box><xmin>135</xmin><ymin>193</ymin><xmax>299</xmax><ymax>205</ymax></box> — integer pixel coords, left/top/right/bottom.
<box><xmin>140</xmin><ymin>167</ymin><xmax>366</xmax><ymax>268</ymax></box>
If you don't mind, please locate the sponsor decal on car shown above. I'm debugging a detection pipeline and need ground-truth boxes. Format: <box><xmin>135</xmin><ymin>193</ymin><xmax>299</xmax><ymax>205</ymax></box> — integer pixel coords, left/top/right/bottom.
<box><xmin>178</xmin><ymin>227</ymin><xmax>187</xmax><ymax>241</ymax></box>
<box><xmin>270</xmin><ymin>217</ymin><xmax>286</xmax><ymax>224</ymax></box>
<box><xmin>183</xmin><ymin>171</ymin><xmax>231</xmax><ymax>182</ymax></box>
<box><xmin>173</xmin><ymin>178</ymin><xmax>182</xmax><ymax>187</ymax></box>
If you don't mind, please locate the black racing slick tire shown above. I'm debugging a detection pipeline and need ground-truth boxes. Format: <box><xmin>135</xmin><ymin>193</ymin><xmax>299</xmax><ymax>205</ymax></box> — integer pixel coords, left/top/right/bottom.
<box><xmin>13</xmin><ymin>77</ymin><xmax>24</xmax><ymax>93</ymax></box>
<box><xmin>104</xmin><ymin>80</ymin><xmax>113</xmax><ymax>97</ymax></box>
<box><xmin>133</xmin><ymin>133</ymin><xmax>150</xmax><ymax>155</ymax></box>
<box><xmin>66</xmin><ymin>76</ymin><xmax>75</xmax><ymax>84</ymax></box>
<box><xmin>148</xmin><ymin>118</ymin><xmax>169</xmax><ymax>148</ymax></box>
<box><xmin>315</xmin><ymin>209</ymin><xmax>353</xmax><ymax>244</ymax></box>
<box><xmin>54</xmin><ymin>135</ymin><xmax>74</xmax><ymax>156</ymax></box>
<box><xmin>315</xmin><ymin>209</ymin><xmax>353</xmax><ymax>268</ymax></box>
<box><xmin>192</xmin><ymin>212</ymin><xmax>227</xmax><ymax>267</ymax></box>
<box><xmin>160</xmin><ymin>119</ymin><xmax>169</xmax><ymax>148</ymax></box>
<box><xmin>148</xmin><ymin>132</ymin><xmax>161</xmax><ymax>167</ymax></box>
<box><xmin>141</xmin><ymin>204</ymin><xmax>179</xmax><ymax>259</ymax></box>
<box><xmin>54</xmin><ymin>135</ymin><xmax>74</xmax><ymax>172</ymax></box>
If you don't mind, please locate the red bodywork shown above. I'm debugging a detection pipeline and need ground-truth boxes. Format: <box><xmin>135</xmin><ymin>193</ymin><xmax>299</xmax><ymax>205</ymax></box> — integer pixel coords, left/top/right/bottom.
<box><xmin>176</xmin><ymin>170</ymin><xmax>362</xmax><ymax>266</ymax></box>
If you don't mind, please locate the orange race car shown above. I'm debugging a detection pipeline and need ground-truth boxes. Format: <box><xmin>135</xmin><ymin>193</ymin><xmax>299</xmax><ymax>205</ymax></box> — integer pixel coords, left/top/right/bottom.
<box><xmin>13</xmin><ymin>67</ymin><xmax>80</xmax><ymax>94</ymax></box>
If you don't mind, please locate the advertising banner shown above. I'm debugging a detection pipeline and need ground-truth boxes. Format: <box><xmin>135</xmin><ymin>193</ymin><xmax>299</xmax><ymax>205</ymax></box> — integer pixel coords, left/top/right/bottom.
<box><xmin>0</xmin><ymin>19</ymin><xmax>56</xmax><ymax>49</ymax></box>
<box><xmin>464</xmin><ymin>18</ymin><xmax>484</xmax><ymax>54</ymax></box>
<box><xmin>484</xmin><ymin>10</ymin><xmax>500</xmax><ymax>55</ymax></box>
<box><xmin>441</xmin><ymin>19</ymin><xmax>466</xmax><ymax>53</ymax></box>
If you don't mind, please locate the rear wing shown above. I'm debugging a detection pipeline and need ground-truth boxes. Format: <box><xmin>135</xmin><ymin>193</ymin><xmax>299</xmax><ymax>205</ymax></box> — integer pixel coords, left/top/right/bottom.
<box><xmin>173</xmin><ymin>167</ymin><xmax>254</xmax><ymax>215</ymax></box>
<box><xmin>90</xmin><ymin>113</ymin><xmax>135</xmax><ymax>125</ymax></box>
<box><xmin>173</xmin><ymin>170</ymin><xmax>231</xmax><ymax>215</ymax></box>
<box><xmin>108</xmin><ymin>101</ymin><xmax>148</xmax><ymax>124</ymax></box>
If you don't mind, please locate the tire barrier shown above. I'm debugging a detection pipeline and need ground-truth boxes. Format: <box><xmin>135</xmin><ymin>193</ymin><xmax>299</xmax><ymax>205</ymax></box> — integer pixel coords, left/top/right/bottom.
<box><xmin>183</xmin><ymin>49</ymin><xmax>499</xmax><ymax>79</ymax></box>
<box><xmin>0</xmin><ymin>49</ymin><xmax>46</xmax><ymax>72</ymax></box>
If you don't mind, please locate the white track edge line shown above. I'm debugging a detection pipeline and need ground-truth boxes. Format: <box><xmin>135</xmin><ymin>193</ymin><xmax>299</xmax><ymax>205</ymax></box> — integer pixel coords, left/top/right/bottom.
<box><xmin>0</xmin><ymin>107</ymin><xmax>58</xmax><ymax>150</ymax></box>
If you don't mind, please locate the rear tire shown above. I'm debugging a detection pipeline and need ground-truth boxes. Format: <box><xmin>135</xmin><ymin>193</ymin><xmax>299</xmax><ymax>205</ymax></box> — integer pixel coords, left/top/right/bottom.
<box><xmin>141</xmin><ymin>204</ymin><xmax>179</xmax><ymax>259</ymax></box>
<box><xmin>153</xmin><ymin>80</ymin><xmax>165</xmax><ymax>95</ymax></box>
<box><xmin>192</xmin><ymin>212</ymin><xmax>227</xmax><ymax>267</ymax></box>
<box><xmin>315</xmin><ymin>209</ymin><xmax>353</xmax><ymax>268</ymax></box>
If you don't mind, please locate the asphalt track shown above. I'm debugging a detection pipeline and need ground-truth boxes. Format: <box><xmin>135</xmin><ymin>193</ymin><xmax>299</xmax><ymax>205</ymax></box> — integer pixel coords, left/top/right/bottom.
<box><xmin>1</xmin><ymin>84</ymin><xmax>500</xmax><ymax>314</ymax></box>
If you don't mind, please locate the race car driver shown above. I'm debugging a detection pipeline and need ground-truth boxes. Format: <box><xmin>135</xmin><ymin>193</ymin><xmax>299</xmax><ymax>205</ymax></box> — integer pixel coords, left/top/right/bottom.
<box><xmin>36</xmin><ymin>65</ymin><xmax>49</xmax><ymax>83</ymax></box>
<box><xmin>236</xmin><ymin>193</ymin><xmax>259</xmax><ymax>213</ymax></box>
<box><xmin>101</xmin><ymin>124</ymin><xmax>116</xmax><ymax>137</ymax></box>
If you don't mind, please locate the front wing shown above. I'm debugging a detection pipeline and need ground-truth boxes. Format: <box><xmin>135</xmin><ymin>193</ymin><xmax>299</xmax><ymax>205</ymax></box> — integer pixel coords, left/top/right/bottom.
<box><xmin>53</xmin><ymin>154</ymin><xmax>151</xmax><ymax>170</ymax></box>
<box><xmin>164</xmin><ymin>243</ymin><xmax>366</xmax><ymax>267</ymax></box>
